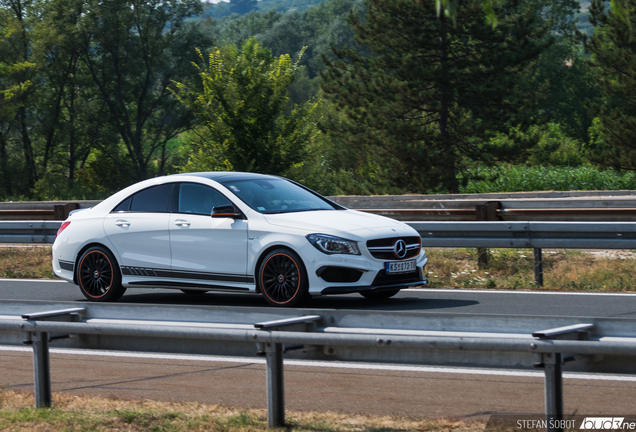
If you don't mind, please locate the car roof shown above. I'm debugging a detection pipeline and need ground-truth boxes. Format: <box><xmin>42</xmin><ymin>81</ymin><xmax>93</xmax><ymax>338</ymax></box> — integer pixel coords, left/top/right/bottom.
<box><xmin>172</xmin><ymin>172</ymin><xmax>281</xmax><ymax>182</ymax></box>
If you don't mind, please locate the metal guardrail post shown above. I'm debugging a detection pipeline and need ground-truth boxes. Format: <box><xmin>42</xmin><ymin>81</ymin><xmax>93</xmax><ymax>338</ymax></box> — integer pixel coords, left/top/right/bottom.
<box><xmin>264</xmin><ymin>342</ymin><xmax>285</xmax><ymax>427</ymax></box>
<box><xmin>532</xmin><ymin>324</ymin><xmax>594</xmax><ymax>432</ymax></box>
<box><xmin>254</xmin><ymin>315</ymin><xmax>321</xmax><ymax>427</ymax></box>
<box><xmin>475</xmin><ymin>204</ymin><xmax>488</xmax><ymax>269</ymax></box>
<box><xmin>534</xmin><ymin>248</ymin><xmax>544</xmax><ymax>287</ymax></box>
<box><xmin>21</xmin><ymin>308</ymin><xmax>85</xmax><ymax>409</ymax></box>
<box><xmin>475</xmin><ymin>202</ymin><xmax>501</xmax><ymax>269</ymax></box>
<box><xmin>30</xmin><ymin>331</ymin><xmax>51</xmax><ymax>408</ymax></box>
<box><xmin>542</xmin><ymin>352</ymin><xmax>563</xmax><ymax>432</ymax></box>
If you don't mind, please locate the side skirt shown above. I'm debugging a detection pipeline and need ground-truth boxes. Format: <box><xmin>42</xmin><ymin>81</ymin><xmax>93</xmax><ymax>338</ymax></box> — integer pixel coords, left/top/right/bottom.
<box><xmin>127</xmin><ymin>280</ymin><xmax>251</xmax><ymax>292</ymax></box>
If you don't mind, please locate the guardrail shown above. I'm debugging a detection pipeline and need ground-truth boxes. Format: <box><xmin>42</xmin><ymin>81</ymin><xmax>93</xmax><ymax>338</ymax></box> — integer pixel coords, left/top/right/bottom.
<box><xmin>2</xmin><ymin>220</ymin><xmax>635</xmax><ymax>285</ymax></box>
<box><xmin>6</xmin><ymin>192</ymin><xmax>636</xmax><ymax>221</ymax></box>
<box><xmin>4</xmin><ymin>220</ymin><xmax>636</xmax><ymax>248</ymax></box>
<box><xmin>0</xmin><ymin>221</ymin><xmax>61</xmax><ymax>243</ymax></box>
<box><xmin>0</xmin><ymin>201</ymin><xmax>98</xmax><ymax>221</ymax></box>
<box><xmin>328</xmin><ymin>191</ymin><xmax>636</xmax><ymax>222</ymax></box>
<box><xmin>1</xmin><ymin>301</ymin><xmax>635</xmax><ymax>431</ymax></box>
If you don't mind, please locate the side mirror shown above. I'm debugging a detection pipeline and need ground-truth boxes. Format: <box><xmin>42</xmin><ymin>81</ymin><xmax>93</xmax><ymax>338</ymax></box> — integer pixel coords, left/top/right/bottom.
<box><xmin>211</xmin><ymin>205</ymin><xmax>243</xmax><ymax>219</ymax></box>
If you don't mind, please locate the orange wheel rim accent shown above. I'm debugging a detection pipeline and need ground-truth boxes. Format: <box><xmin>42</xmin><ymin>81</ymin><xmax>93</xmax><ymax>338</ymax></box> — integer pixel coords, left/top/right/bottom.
<box><xmin>79</xmin><ymin>251</ymin><xmax>114</xmax><ymax>298</ymax></box>
<box><xmin>261</xmin><ymin>253</ymin><xmax>302</xmax><ymax>304</ymax></box>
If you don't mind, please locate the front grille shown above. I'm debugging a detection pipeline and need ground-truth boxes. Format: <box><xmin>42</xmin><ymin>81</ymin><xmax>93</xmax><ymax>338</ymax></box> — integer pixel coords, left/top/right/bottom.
<box><xmin>366</xmin><ymin>236</ymin><xmax>421</xmax><ymax>260</ymax></box>
<box><xmin>372</xmin><ymin>269</ymin><xmax>421</xmax><ymax>286</ymax></box>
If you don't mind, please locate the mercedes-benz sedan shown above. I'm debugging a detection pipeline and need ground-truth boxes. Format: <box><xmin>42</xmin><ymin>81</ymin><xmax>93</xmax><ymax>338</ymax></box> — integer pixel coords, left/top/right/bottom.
<box><xmin>52</xmin><ymin>172</ymin><xmax>428</xmax><ymax>306</ymax></box>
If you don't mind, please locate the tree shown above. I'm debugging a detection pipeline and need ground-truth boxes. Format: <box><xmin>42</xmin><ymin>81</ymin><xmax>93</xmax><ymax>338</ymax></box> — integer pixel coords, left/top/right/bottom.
<box><xmin>440</xmin><ymin>0</ymin><xmax>629</xmax><ymax>29</ymax></box>
<box><xmin>0</xmin><ymin>20</ymin><xmax>33</xmax><ymax>114</ymax></box>
<box><xmin>229</xmin><ymin>0</ymin><xmax>257</xmax><ymax>15</ymax></box>
<box><xmin>320</xmin><ymin>0</ymin><xmax>552</xmax><ymax>193</ymax></box>
<box><xmin>171</xmin><ymin>38</ymin><xmax>318</xmax><ymax>176</ymax></box>
<box><xmin>584</xmin><ymin>0</ymin><xmax>636</xmax><ymax>171</ymax></box>
<box><xmin>56</xmin><ymin>0</ymin><xmax>208</xmax><ymax>183</ymax></box>
<box><xmin>0</xmin><ymin>10</ymin><xmax>35</xmax><ymax>197</ymax></box>
<box><xmin>0</xmin><ymin>0</ymin><xmax>41</xmax><ymax>194</ymax></box>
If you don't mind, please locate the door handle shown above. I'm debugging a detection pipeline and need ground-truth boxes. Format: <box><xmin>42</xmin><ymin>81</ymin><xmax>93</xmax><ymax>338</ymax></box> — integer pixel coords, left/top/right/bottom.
<box><xmin>174</xmin><ymin>219</ymin><xmax>191</xmax><ymax>227</ymax></box>
<box><xmin>115</xmin><ymin>220</ymin><xmax>130</xmax><ymax>227</ymax></box>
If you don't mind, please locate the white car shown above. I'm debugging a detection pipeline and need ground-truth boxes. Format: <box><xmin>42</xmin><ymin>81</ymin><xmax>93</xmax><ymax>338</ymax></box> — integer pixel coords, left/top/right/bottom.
<box><xmin>52</xmin><ymin>172</ymin><xmax>428</xmax><ymax>307</ymax></box>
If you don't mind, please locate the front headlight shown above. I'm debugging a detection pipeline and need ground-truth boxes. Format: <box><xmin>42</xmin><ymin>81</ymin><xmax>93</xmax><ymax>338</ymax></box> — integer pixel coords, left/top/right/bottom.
<box><xmin>306</xmin><ymin>234</ymin><xmax>361</xmax><ymax>255</ymax></box>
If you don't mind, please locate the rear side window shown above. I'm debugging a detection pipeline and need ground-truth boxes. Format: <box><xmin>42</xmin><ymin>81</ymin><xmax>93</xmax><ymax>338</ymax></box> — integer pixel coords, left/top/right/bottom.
<box><xmin>129</xmin><ymin>184</ymin><xmax>173</xmax><ymax>213</ymax></box>
<box><xmin>178</xmin><ymin>183</ymin><xmax>232</xmax><ymax>215</ymax></box>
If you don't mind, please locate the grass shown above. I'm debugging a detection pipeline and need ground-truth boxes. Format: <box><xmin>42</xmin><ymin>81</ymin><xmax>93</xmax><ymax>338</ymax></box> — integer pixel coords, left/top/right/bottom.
<box><xmin>0</xmin><ymin>246</ymin><xmax>54</xmax><ymax>279</ymax></box>
<box><xmin>2</xmin><ymin>245</ymin><xmax>636</xmax><ymax>293</ymax></box>
<box><xmin>426</xmin><ymin>248</ymin><xmax>636</xmax><ymax>292</ymax></box>
<box><xmin>0</xmin><ymin>388</ymin><xmax>485</xmax><ymax>432</ymax></box>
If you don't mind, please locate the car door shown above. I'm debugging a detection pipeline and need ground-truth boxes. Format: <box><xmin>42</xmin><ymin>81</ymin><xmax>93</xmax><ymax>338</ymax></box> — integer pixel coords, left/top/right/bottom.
<box><xmin>103</xmin><ymin>183</ymin><xmax>174</xmax><ymax>278</ymax></box>
<box><xmin>169</xmin><ymin>182</ymin><xmax>249</xmax><ymax>286</ymax></box>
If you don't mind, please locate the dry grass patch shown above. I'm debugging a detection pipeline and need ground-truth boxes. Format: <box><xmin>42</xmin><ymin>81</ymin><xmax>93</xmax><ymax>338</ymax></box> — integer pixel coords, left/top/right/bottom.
<box><xmin>0</xmin><ymin>388</ymin><xmax>485</xmax><ymax>431</ymax></box>
<box><xmin>0</xmin><ymin>246</ymin><xmax>53</xmax><ymax>279</ymax></box>
<box><xmin>426</xmin><ymin>248</ymin><xmax>636</xmax><ymax>292</ymax></box>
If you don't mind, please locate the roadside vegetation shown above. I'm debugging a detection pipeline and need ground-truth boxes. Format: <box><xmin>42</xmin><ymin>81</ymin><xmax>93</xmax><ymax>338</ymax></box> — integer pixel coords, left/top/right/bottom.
<box><xmin>2</xmin><ymin>0</ymin><xmax>636</xmax><ymax>199</ymax></box>
<box><xmin>0</xmin><ymin>388</ymin><xmax>485</xmax><ymax>432</ymax></box>
<box><xmin>0</xmin><ymin>246</ymin><xmax>54</xmax><ymax>279</ymax></box>
<box><xmin>426</xmin><ymin>248</ymin><xmax>636</xmax><ymax>292</ymax></box>
<box><xmin>4</xmin><ymin>245</ymin><xmax>635</xmax><ymax>293</ymax></box>
<box><xmin>458</xmin><ymin>165</ymin><xmax>636</xmax><ymax>194</ymax></box>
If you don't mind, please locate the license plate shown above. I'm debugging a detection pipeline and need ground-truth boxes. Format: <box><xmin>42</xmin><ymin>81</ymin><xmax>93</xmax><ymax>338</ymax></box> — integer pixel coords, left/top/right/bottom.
<box><xmin>385</xmin><ymin>260</ymin><xmax>417</xmax><ymax>274</ymax></box>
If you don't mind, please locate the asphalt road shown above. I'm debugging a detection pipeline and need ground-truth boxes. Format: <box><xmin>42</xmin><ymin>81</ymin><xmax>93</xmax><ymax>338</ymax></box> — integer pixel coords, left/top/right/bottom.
<box><xmin>2</xmin><ymin>279</ymin><xmax>636</xmax><ymax>419</ymax></box>
<box><xmin>1</xmin><ymin>278</ymin><xmax>636</xmax><ymax>319</ymax></box>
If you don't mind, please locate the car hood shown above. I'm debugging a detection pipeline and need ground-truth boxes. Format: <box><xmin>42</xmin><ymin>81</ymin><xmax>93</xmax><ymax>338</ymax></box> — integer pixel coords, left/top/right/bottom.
<box><xmin>263</xmin><ymin>209</ymin><xmax>415</xmax><ymax>239</ymax></box>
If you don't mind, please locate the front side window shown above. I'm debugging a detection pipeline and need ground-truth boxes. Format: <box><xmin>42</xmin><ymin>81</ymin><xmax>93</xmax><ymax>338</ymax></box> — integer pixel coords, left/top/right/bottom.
<box><xmin>112</xmin><ymin>196</ymin><xmax>132</xmax><ymax>213</ymax></box>
<box><xmin>129</xmin><ymin>184</ymin><xmax>173</xmax><ymax>213</ymax></box>
<box><xmin>178</xmin><ymin>183</ymin><xmax>232</xmax><ymax>215</ymax></box>
<box><xmin>221</xmin><ymin>178</ymin><xmax>337</xmax><ymax>214</ymax></box>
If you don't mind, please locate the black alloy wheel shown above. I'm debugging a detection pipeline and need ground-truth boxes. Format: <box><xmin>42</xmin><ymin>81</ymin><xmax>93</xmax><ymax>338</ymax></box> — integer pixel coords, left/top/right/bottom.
<box><xmin>77</xmin><ymin>246</ymin><xmax>126</xmax><ymax>302</ymax></box>
<box><xmin>258</xmin><ymin>249</ymin><xmax>309</xmax><ymax>307</ymax></box>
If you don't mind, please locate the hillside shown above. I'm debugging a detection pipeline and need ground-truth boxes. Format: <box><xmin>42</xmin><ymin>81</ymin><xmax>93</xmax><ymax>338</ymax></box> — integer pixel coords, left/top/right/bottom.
<box><xmin>202</xmin><ymin>0</ymin><xmax>598</xmax><ymax>35</ymax></box>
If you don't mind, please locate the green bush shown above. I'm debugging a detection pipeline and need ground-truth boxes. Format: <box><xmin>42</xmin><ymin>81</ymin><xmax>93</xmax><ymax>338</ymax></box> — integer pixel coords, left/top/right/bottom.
<box><xmin>459</xmin><ymin>165</ymin><xmax>636</xmax><ymax>193</ymax></box>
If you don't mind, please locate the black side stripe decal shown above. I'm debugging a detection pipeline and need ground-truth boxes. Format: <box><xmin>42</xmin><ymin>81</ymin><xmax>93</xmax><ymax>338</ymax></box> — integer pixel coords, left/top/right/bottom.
<box><xmin>120</xmin><ymin>266</ymin><xmax>254</xmax><ymax>284</ymax></box>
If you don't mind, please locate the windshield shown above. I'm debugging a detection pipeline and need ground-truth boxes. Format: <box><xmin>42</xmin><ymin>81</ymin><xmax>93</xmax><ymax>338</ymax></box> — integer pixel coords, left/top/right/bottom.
<box><xmin>221</xmin><ymin>178</ymin><xmax>338</xmax><ymax>214</ymax></box>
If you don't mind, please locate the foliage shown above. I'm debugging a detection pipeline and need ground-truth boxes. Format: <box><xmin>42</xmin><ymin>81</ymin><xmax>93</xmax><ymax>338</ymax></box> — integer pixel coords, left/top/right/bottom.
<box><xmin>0</xmin><ymin>0</ymin><xmax>629</xmax><ymax>201</ymax></box>
<box><xmin>0</xmin><ymin>0</ymin><xmax>41</xmax><ymax>196</ymax></box>
<box><xmin>459</xmin><ymin>164</ymin><xmax>636</xmax><ymax>193</ymax></box>
<box><xmin>321</xmin><ymin>0</ymin><xmax>553</xmax><ymax>194</ymax></box>
<box><xmin>205</xmin><ymin>0</ymin><xmax>362</xmax><ymax>81</ymax></box>
<box><xmin>583</xmin><ymin>0</ymin><xmax>636</xmax><ymax>172</ymax></box>
<box><xmin>171</xmin><ymin>38</ymin><xmax>319</xmax><ymax>176</ymax></box>
<box><xmin>0</xmin><ymin>16</ymin><xmax>34</xmax><ymax>113</ymax></box>
<box><xmin>489</xmin><ymin>123</ymin><xmax>584</xmax><ymax>167</ymax></box>
<box><xmin>61</xmin><ymin>0</ymin><xmax>207</xmax><ymax>182</ymax></box>
<box><xmin>528</xmin><ymin>41</ymin><xmax>599</xmax><ymax>144</ymax></box>
<box><xmin>229</xmin><ymin>0</ymin><xmax>257</xmax><ymax>15</ymax></box>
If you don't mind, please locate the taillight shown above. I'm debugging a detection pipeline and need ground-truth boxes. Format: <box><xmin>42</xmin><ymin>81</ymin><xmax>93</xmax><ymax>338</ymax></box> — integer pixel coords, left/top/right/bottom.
<box><xmin>56</xmin><ymin>221</ymin><xmax>71</xmax><ymax>237</ymax></box>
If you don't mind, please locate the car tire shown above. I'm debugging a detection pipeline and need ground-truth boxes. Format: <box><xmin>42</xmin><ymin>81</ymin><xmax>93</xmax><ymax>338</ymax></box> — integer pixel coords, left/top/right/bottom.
<box><xmin>76</xmin><ymin>246</ymin><xmax>126</xmax><ymax>302</ymax></box>
<box><xmin>360</xmin><ymin>289</ymin><xmax>400</xmax><ymax>301</ymax></box>
<box><xmin>258</xmin><ymin>248</ymin><xmax>309</xmax><ymax>307</ymax></box>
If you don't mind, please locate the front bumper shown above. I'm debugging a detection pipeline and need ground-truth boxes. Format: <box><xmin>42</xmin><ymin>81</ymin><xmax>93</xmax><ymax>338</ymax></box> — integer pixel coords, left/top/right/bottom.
<box><xmin>310</xmin><ymin>249</ymin><xmax>428</xmax><ymax>295</ymax></box>
<box><xmin>320</xmin><ymin>277</ymin><xmax>427</xmax><ymax>295</ymax></box>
